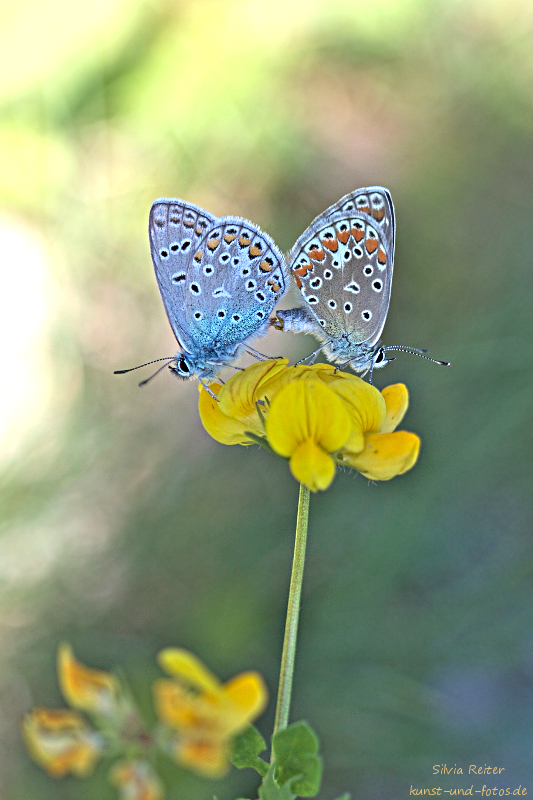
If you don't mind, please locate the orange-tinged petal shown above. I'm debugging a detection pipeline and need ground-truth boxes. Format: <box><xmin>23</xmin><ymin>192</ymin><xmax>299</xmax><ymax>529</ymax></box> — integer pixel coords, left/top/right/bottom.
<box><xmin>221</xmin><ymin>671</ymin><xmax>267</xmax><ymax>733</ymax></box>
<box><xmin>178</xmin><ymin>736</ymin><xmax>229</xmax><ymax>778</ymax></box>
<box><xmin>380</xmin><ymin>384</ymin><xmax>409</xmax><ymax>433</ymax></box>
<box><xmin>153</xmin><ymin>680</ymin><xmax>218</xmax><ymax>731</ymax></box>
<box><xmin>339</xmin><ymin>431</ymin><xmax>421</xmax><ymax>480</ymax></box>
<box><xmin>110</xmin><ymin>759</ymin><xmax>164</xmax><ymax>800</ymax></box>
<box><xmin>158</xmin><ymin>648</ymin><xmax>220</xmax><ymax>693</ymax></box>
<box><xmin>22</xmin><ymin>707</ymin><xmax>103</xmax><ymax>778</ymax></box>
<box><xmin>58</xmin><ymin>644</ymin><xmax>120</xmax><ymax>718</ymax></box>
<box><xmin>266</xmin><ymin>380</ymin><xmax>351</xmax><ymax>457</ymax></box>
<box><xmin>290</xmin><ymin>439</ymin><xmax>336</xmax><ymax>492</ymax></box>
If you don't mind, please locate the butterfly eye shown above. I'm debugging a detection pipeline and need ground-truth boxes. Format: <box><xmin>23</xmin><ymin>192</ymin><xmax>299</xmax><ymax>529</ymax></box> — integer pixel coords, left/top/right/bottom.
<box><xmin>178</xmin><ymin>357</ymin><xmax>191</xmax><ymax>374</ymax></box>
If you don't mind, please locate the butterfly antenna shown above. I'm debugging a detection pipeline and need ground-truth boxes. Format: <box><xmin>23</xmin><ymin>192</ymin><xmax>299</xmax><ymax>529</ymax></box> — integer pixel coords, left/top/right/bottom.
<box><xmin>114</xmin><ymin>357</ymin><xmax>174</xmax><ymax>375</ymax></box>
<box><xmin>383</xmin><ymin>346</ymin><xmax>450</xmax><ymax>367</ymax></box>
<box><xmin>138</xmin><ymin>360</ymin><xmax>176</xmax><ymax>387</ymax></box>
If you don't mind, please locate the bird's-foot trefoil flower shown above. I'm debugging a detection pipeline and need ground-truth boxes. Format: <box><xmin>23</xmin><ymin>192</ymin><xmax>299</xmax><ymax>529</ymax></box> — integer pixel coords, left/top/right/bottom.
<box><xmin>153</xmin><ymin>647</ymin><xmax>267</xmax><ymax>778</ymax></box>
<box><xmin>198</xmin><ymin>360</ymin><xmax>420</xmax><ymax>491</ymax></box>
<box><xmin>110</xmin><ymin>759</ymin><xmax>164</xmax><ymax>800</ymax></box>
<box><xmin>22</xmin><ymin>707</ymin><xmax>105</xmax><ymax>778</ymax></box>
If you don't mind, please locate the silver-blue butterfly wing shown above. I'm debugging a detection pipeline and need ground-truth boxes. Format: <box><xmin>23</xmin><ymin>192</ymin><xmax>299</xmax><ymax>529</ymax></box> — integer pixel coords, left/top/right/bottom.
<box><xmin>287</xmin><ymin>187</ymin><xmax>395</xmax><ymax>350</ymax></box>
<box><xmin>149</xmin><ymin>199</ymin><xmax>287</xmax><ymax>366</ymax></box>
<box><xmin>149</xmin><ymin>199</ymin><xmax>216</xmax><ymax>354</ymax></box>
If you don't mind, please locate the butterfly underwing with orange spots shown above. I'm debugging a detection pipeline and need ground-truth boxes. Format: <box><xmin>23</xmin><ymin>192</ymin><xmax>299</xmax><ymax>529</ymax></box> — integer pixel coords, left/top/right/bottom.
<box><xmin>275</xmin><ymin>186</ymin><xmax>397</xmax><ymax>377</ymax></box>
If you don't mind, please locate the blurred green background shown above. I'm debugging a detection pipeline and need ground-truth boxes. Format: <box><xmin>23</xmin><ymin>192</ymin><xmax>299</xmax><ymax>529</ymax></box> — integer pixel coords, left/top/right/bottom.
<box><xmin>1</xmin><ymin>0</ymin><xmax>533</xmax><ymax>797</ymax></box>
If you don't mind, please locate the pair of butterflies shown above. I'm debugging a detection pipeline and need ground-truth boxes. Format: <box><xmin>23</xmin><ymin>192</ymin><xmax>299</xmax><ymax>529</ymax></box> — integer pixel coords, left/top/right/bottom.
<box><xmin>126</xmin><ymin>187</ymin><xmax>446</xmax><ymax>392</ymax></box>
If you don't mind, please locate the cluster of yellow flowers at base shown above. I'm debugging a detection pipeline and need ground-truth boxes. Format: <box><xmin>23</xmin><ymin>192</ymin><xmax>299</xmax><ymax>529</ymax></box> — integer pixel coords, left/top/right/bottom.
<box><xmin>199</xmin><ymin>359</ymin><xmax>421</xmax><ymax>491</ymax></box>
<box><xmin>153</xmin><ymin>648</ymin><xmax>267</xmax><ymax>778</ymax></box>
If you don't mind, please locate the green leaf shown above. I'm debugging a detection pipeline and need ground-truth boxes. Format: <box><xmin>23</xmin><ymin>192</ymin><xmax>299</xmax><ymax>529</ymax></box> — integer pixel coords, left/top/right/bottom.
<box><xmin>230</xmin><ymin>726</ymin><xmax>269</xmax><ymax>777</ymax></box>
<box><xmin>271</xmin><ymin>722</ymin><xmax>322</xmax><ymax>797</ymax></box>
<box><xmin>258</xmin><ymin>765</ymin><xmax>297</xmax><ymax>800</ymax></box>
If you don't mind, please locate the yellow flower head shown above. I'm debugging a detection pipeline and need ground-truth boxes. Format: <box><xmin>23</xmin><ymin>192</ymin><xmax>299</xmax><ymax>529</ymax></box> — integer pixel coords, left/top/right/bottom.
<box><xmin>153</xmin><ymin>648</ymin><xmax>267</xmax><ymax>778</ymax></box>
<box><xmin>110</xmin><ymin>759</ymin><xmax>164</xmax><ymax>800</ymax></box>
<box><xmin>22</xmin><ymin>707</ymin><xmax>103</xmax><ymax>778</ymax></box>
<box><xmin>58</xmin><ymin>643</ymin><xmax>122</xmax><ymax>719</ymax></box>
<box><xmin>198</xmin><ymin>361</ymin><xmax>420</xmax><ymax>491</ymax></box>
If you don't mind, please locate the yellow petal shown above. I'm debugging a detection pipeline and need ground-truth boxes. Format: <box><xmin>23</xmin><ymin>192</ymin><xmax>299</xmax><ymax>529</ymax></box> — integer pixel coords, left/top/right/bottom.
<box><xmin>153</xmin><ymin>679</ymin><xmax>216</xmax><ymax>731</ymax></box>
<box><xmin>110</xmin><ymin>759</ymin><xmax>164</xmax><ymax>800</ymax></box>
<box><xmin>340</xmin><ymin>431</ymin><xmax>421</xmax><ymax>480</ymax></box>
<box><xmin>218</xmin><ymin>358</ymin><xmax>289</xmax><ymax>419</ymax></box>
<box><xmin>380</xmin><ymin>384</ymin><xmax>409</xmax><ymax>433</ymax></box>
<box><xmin>221</xmin><ymin>671</ymin><xmax>268</xmax><ymax>733</ymax></box>
<box><xmin>257</xmin><ymin>361</ymin><xmax>336</xmax><ymax>398</ymax></box>
<box><xmin>198</xmin><ymin>382</ymin><xmax>253</xmax><ymax>445</ymax></box>
<box><xmin>178</xmin><ymin>736</ymin><xmax>229</xmax><ymax>778</ymax></box>
<box><xmin>289</xmin><ymin>439</ymin><xmax>336</xmax><ymax>492</ymax></box>
<box><xmin>57</xmin><ymin>644</ymin><xmax>120</xmax><ymax>718</ymax></box>
<box><xmin>22</xmin><ymin>707</ymin><xmax>102</xmax><ymax>778</ymax></box>
<box><xmin>265</xmin><ymin>380</ymin><xmax>351</xmax><ymax>457</ymax></box>
<box><xmin>327</xmin><ymin>375</ymin><xmax>386</xmax><ymax>435</ymax></box>
<box><xmin>157</xmin><ymin>648</ymin><xmax>220</xmax><ymax>693</ymax></box>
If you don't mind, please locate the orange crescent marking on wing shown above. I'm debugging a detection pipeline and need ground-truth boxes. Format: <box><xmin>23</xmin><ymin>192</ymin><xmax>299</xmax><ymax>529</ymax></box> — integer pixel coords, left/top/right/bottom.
<box><xmin>378</xmin><ymin>247</ymin><xmax>387</xmax><ymax>265</ymax></box>
<box><xmin>294</xmin><ymin>274</ymin><xmax>302</xmax><ymax>289</ymax></box>
<box><xmin>308</xmin><ymin>248</ymin><xmax>325</xmax><ymax>261</ymax></box>
<box><xmin>224</xmin><ymin>233</ymin><xmax>236</xmax><ymax>243</ymax></box>
<box><xmin>352</xmin><ymin>227</ymin><xmax>365</xmax><ymax>242</ymax></box>
<box><xmin>321</xmin><ymin>238</ymin><xmax>338</xmax><ymax>252</ymax></box>
<box><xmin>336</xmin><ymin>230</ymin><xmax>350</xmax><ymax>244</ymax></box>
<box><xmin>372</xmin><ymin>208</ymin><xmax>385</xmax><ymax>222</ymax></box>
<box><xmin>294</xmin><ymin>263</ymin><xmax>313</xmax><ymax>277</ymax></box>
<box><xmin>365</xmin><ymin>238</ymin><xmax>378</xmax><ymax>254</ymax></box>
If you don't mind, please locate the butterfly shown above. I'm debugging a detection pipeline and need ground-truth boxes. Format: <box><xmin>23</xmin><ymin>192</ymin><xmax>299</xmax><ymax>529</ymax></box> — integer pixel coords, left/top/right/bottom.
<box><xmin>130</xmin><ymin>198</ymin><xmax>288</xmax><ymax>392</ymax></box>
<box><xmin>274</xmin><ymin>186</ymin><xmax>448</xmax><ymax>380</ymax></box>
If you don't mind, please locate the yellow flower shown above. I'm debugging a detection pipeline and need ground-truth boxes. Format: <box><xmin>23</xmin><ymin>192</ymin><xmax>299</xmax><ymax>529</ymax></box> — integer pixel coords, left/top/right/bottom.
<box><xmin>22</xmin><ymin>707</ymin><xmax>103</xmax><ymax>778</ymax></box>
<box><xmin>198</xmin><ymin>358</ymin><xmax>289</xmax><ymax>445</ymax></box>
<box><xmin>110</xmin><ymin>759</ymin><xmax>164</xmax><ymax>800</ymax></box>
<box><xmin>58</xmin><ymin>643</ymin><xmax>122</xmax><ymax>719</ymax></box>
<box><xmin>198</xmin><ymin>361</ymin><xmax>420</xmax><ymax>491</ymax></box>
<box><xmin>153</xmin><ymin>648</ymin><xmax>267</xmax><ymax>778</ymax></box>
<box><xmin>266</xmin><ymin>379</ymin><xmax>351</xmax><ymax>491</ymax></box>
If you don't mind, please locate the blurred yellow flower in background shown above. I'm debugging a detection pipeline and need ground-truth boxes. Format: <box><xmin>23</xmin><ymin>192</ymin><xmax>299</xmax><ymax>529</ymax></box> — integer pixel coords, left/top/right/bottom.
<box><xmin>22</xmin><ymin>707</ymin><xmax>104</xmax><ymax>778</ymax></box>
<box><xmin>110</xmin><ymin>759</ymin><xmax>164</xmax><ymax>800</ymax></box>
<box><xmin>198</xmin><ymin>361</ymin><xmax>420</xmax><ymax>491</ymax></box>
<box><xmin>58</xmin><ymin>642</ymin><xmax>122</xmax><ymax>720</ymax></box>
<box><xmin>153</xmin><ymin>648</ymin><xmax>267</xmax><ymax>778</ymax></box>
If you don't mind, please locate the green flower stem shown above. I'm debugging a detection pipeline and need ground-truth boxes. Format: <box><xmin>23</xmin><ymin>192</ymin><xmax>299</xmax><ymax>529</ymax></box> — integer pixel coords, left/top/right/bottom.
<box><xmin>273</xmin><ymin>483</ymin><xmax>310</xmax><ymax>737</ymax></box>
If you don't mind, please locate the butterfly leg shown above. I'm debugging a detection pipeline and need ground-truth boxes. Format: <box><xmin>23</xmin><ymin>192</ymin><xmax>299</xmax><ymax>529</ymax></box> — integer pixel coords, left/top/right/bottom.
<box><xmin>199</xmin><ymin>377</ymin><xmax>220</xmax><ymax>401</ymax></box>
<box><xmin>244</xmin><ymin>346</ymin><xmax>273</xmax><ymax>362</ymax></box>
<box><xmin>294</xmin><ymin>340</ymin><xmax>333</xmax><ymax>367</ymax></box>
